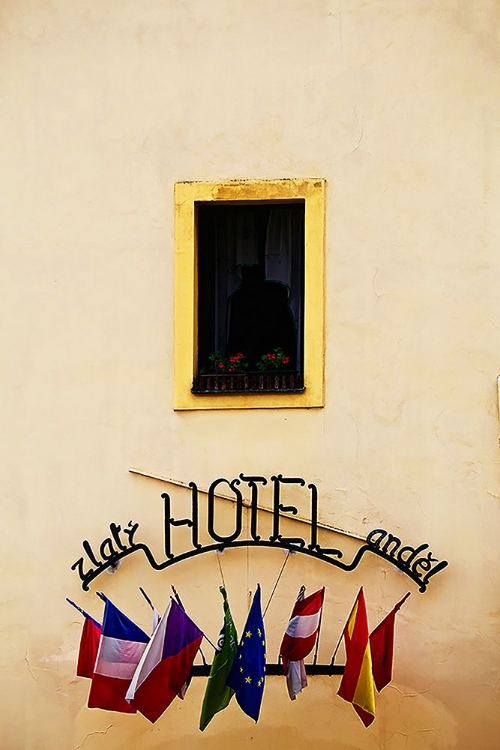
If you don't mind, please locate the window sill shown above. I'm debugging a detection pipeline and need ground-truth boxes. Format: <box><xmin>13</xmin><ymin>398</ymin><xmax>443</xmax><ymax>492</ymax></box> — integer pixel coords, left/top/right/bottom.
<box><xmin>192</xmin><ymin>372</ymin><xmax>304</xmax><ymax>395</ymax></box>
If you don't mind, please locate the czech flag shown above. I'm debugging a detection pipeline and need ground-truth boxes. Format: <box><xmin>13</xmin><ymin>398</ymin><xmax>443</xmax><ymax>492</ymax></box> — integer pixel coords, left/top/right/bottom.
<box><xmin>126</xmin><ymin>598</ymin><xmax>203</xmax><ymax>722</ymax></box>
<box><xmin>88</xmin><ymin>596</ymin><xmax>149</xmax><ymax>713</ymax></box>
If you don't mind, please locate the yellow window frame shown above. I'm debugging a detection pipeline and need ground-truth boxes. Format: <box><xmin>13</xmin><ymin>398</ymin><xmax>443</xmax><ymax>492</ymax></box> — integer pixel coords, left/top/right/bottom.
<box><xmin>173</xmin><ymin>178</ymin><xmax>325</xmax><ymax>410</ymax></box>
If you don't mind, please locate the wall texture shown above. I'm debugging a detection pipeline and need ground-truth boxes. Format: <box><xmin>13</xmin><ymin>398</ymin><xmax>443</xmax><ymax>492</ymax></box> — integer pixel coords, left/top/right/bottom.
<box><xmin>2</xmin><ymin>1</ymin><xmax>500</xmax><ymax>748</ymax></box>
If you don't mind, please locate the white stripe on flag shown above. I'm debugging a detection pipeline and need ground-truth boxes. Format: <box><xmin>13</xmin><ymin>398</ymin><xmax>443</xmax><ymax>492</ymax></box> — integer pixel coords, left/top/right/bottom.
<box><xmin>95</xmin><ymin>636</ymin><xmax>148</xmax><ymax>679</ymax></box>
<box><xmin>152</xmin><ymin>608</ymin><xmax>161</xmax><ymax>633</ymax></box>
<box><xmin>286</xmin><ymin>659</ymin><xmax>308</xmax><ymax>700</ymax></box>
<box><xmin>96</xmin><ymin>660</ymin><xmax>144</xmax><ymax>679</ymax></box>
<box><xmin>285</xmin><ymin>612</ymin><xmax>321</xmax><ymax>639</ymax></box>
<box><xmin>126</xmin><ymin>600</ymin><xmax>172</xmax><ymax>701</ymax></box>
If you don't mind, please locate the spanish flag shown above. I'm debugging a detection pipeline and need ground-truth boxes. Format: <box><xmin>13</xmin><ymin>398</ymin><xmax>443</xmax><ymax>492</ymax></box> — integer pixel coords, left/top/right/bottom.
<box><xmin>337</xmin><ymin>588</ymin><xmax>375</xmax><ymax>727</ymax></box>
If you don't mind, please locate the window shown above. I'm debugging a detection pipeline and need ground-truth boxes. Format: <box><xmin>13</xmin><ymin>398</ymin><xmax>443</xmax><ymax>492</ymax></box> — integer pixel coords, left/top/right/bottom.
<box><xmin>174</xmin><ymin>179</ymin><xmax>325</xmax><ymax>410</ymax></box>
<box><xmin>195</xmin><ymin>201</ymin><xmax>304</xmax><ymax>390</ymax></box>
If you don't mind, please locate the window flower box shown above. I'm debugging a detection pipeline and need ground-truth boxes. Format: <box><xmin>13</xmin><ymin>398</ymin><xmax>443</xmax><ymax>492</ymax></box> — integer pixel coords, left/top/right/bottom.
<box><xmin>192</xmin><ymin>371</ymin><xmax>304</xmax><ymax>394</ymax></box>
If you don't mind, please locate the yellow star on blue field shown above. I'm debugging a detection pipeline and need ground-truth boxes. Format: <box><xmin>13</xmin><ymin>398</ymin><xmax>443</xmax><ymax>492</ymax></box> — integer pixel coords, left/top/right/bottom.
<box><xmin>226</xmin><ymin>585</ymin><xmax>266</xmax><ymax>722</ymax></box>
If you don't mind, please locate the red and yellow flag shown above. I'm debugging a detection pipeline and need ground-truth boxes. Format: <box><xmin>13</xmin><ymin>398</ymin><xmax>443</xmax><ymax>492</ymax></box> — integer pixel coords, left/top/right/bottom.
<box><xmin>337</xmin><ymin>588</ymin><xmax>375</xmax><ymax>727</ymax></box>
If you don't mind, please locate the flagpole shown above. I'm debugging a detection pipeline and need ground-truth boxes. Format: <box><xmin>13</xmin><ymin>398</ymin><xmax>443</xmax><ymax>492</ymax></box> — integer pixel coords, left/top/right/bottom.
<box><xmin>330</xmin><ymin>628</ymin><xmax>345</xmax><ymax>667</ymax></box>
<box><xmin>171</xmin><ymin>585</ymin><xmax>184</xmax><ymax>609</ymax></box>
<box><xmin>396</xmin><ymin>591</ymin><xmax>412</xmax><ymax>610</ymax></box>
<box><xmin>263</xmin><ymin>551</ymin><xmax>291</xmax><ymax>618</ymax></box>
<box><xmin>139</xmin><ymin>587</ymin><xmax>155</xmax><ymax>611</ymax></box>
<box><xmin>66</xmin><ymin>597</ymin><xmax>95</xmax><ymax>621</ymax></box>
<box><xmin>330</xmin><ymin>588</ymin><xmax>360</xmax><ymax>667</ymax></box>
<box><xmin>312</xmin><ymin>587</ymin><xmax>325</xmax><ymax>666</ymax></box>
<box><xmin>215</xmin><ymin>550</ymin><xmax>227</xmax><ymax>590</ymax></box>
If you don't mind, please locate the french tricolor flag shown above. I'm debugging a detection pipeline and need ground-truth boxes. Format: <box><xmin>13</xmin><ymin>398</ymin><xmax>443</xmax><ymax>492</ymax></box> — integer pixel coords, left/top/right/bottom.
<box><xmin>126</xmin><ymin>598</ymin><xmax>203</xmax><ymax>722</ymax></box>
<box><xmin>88</xmin><ymin>596</ymin><xmax>149</xmax><ymax>713</ymax></box>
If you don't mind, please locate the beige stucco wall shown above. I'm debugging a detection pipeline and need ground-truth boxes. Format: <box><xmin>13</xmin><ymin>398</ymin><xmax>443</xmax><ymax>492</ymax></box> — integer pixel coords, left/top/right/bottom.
<box><xmin>2</xmin><ymin>1</ymin><xmax>500</xmax><ymax>748</ymax></box>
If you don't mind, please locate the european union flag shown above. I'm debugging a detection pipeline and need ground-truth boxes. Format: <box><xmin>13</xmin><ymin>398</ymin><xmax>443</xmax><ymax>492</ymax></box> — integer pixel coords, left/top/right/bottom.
<box><xmin>226</xmin><ymin>584</ymin><xmax>266</xmax><ymax>722</ymax></box>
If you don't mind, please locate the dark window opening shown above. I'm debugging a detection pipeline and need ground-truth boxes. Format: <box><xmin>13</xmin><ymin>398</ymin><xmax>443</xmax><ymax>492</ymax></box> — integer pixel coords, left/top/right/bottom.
<box><xmin>193</xmin><ymin>201</ymin><xmax>305</xmax><ymax>393</ymax></box>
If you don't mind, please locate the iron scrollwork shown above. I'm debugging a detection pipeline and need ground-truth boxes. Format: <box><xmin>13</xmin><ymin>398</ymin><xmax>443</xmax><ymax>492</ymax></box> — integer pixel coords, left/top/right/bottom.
<box><xmin>71</xmin><ymin>473</ymin><xmax>448</xmax><ymax>593</ymax></box>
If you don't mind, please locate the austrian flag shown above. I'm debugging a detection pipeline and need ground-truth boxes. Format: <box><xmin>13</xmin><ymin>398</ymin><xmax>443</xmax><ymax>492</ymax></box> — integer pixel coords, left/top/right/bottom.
<box><xmin>279</xmin><ymin>586</ymin><xmax>325</xmax><ymax>699</ymax></box>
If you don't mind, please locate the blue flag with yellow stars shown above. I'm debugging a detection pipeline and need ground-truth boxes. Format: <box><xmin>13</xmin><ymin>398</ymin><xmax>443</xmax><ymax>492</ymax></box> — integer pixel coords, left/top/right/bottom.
<box><xmin>226</xmin><ymin>584</ymin><xmax>266</xmax><ymax>722</ymax></box>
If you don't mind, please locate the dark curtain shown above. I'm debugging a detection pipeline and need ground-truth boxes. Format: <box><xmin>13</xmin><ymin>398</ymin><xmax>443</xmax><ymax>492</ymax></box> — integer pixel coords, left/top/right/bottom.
<box><xmin>198</xmin><ymin>205</ymin><xmax>304</xmax><ymax>371</ymax></box>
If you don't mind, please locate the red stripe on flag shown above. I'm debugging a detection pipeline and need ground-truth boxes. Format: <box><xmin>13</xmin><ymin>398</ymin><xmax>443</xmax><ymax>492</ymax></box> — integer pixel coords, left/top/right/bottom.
<box><xmin>77</xmin><ymin>617</ymin><xmax>101</xmax><ymax>679</ymax></box>
<box><xmin>131</xmin><ymin>638</ymin><xmax>202</xmax><ymax>722</ymax></box>
<box><xmin>280</xmin><ymin>587</ymin><xmax>324</xmax><ymax>670</ymax></box>
<box><xmin>88</xmin><ymin>673</ymin><xmax>137</xmax><ymax>713</ymax></box>
<box><xmin>337</xmin><ymin>588</ymin><xmax>375</xmax><ymax>727</ymax></box>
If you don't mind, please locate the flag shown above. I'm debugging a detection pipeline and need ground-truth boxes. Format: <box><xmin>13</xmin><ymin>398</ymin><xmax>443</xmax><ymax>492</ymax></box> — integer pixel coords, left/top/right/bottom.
<box><xmin>138</xmin><ymin>587</ymin><xmax>160</xmax><ymax>633</ymax></box>
<box><xmin>152</xmin><ymin>607</ymin><xmax>161</xmax><ymax>634</ymax></box>
<box><xmin>139</xmin><ymin>593</ymin><xmax>190</xmax><ymax>702</ymax></box>
<box><xmin>87</xmin><ymin>596</ymin><xmax>149</xmax><ymax>713</ymax></box>
<box><xmin>77</xmin><ymin>613</ymin><xmax>102</xmax><ymax>678</ymax></box>
<box><xmin>66</xmin><ymin>598</ymin><xmax>102</xmax><ymax>679</ymax></box>
<box><xmin>279</xmin><ymin>586</ymin><xmax>324</xmax><ymax>700</ymax></box>
<box><xmin>337</xmin><ymin>588</ymin><xmax>376</xmax><ymax>727</ymax></box>
<box><xmin>170</xmin><ymin>588</ymin><xmax>194</xmax><ymax>701</ymax></box>
<box><xmin>370</xmin><ymin>592</ymin><xmax>410</xmax><ymax>692</ymax></box>
<box><xmin>226</xmin><ymin>584</ymin><xmax>266</xmax><ymax>722</ymax></box>
<box><xmin>200</xmin><ymin>587</ymin><xmax>238</xmax><ymax>731</ymax></box>
<box><xmin>151</xmin><ymin>599</ymin><xmax>189</xmax><ymax>700</ymax></box>
<box><xmin>285</xmin><ymin>659</ymin><xmax>308</xmax><ymax>701</ymax></box>
<box><xmin>126</xmin><ymin>598</ymin><xmax>203</xmax><ymax>722</ymax></box>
